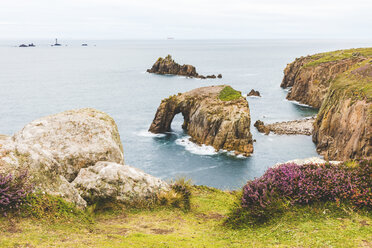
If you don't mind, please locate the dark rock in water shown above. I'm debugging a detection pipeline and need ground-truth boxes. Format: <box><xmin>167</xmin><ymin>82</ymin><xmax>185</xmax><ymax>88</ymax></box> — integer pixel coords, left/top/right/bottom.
<box><xmin>147</xmin><ymin>55</ymin><xmax>221</xmax><ymax>79</ymax></box>
<box><xmin>149</xmin><ymin>85</ymin><xmax>253</xmax><ymax>156</ymax></box>
<box><xmin>19</xmin><ymin>44</ymin><xmax>28</xmax><ymax>47</ymax></box>
<box><xmin>82</xmin><ymin>44</ymin><xmax>88</xmax><ymax>46</ymax></box>
<box><xmin>206</xmin><ymin>75</ymin><xmax>217</xmax><ymax>79</ymax></box>
<box><xmin>217</xmin><ymin>74</ymin><xmax>222</xmax><ymax>78</ymax></box>
<box><xmin>247</xmin><ymin>89</ymin><xmax>261</xmax><ymax>97</ymax></box>
<box><xmin>254</xmin><ymin>120</ymin><xmax>270</xmax><ymax>135</ymax></box>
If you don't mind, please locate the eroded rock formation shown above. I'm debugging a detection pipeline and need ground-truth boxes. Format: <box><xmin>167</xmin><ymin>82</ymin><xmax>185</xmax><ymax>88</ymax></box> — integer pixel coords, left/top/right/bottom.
<box><xmin>281</xmin><ymin>48</ymin><xmax>372</xmax><ymax>160</ymax></box>
<box><xmin>254</xmin><ymin>118</ymin><xmax>314</xmax><ymax>136</ymax></box>
<box><xmin>0</xmin><ymin>109</ymin><xmax>169</xmax><ymax>207</ymax></box>
<box><xmin>149</xmin><ymin>85</ymin><xmax>253</xmax><ymax>156</ymax></box>
<box><xmin>147</xmin><ymin>55</ymin><xmax>222</xmax><ymax>79</ymax></box>
<box><xmin>247</xmin><ymin>89</ymin><xmax>261</xmax><ymax>97</ymax></box>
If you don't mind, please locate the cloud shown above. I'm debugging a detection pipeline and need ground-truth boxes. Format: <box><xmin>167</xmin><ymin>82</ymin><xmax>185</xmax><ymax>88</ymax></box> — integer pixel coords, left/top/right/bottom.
<box><xmin>0</xmin><ymin>0</ymin><xmax>371</xmax><ymax>39</ymax></box>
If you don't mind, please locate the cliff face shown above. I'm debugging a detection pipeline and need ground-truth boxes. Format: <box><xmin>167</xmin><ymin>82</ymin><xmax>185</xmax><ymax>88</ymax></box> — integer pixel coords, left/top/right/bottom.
<box><xmin>149</xmin><ymin>85</ymin><xmax>253</xmax><ymax>156</ymax></box>
<box><xmin>312</xmin><ymin>63</ymin><xmax>372</xmax><ymax>160</ymax></box>
<box><xmin>282</xmin><ymin>57</ymin><xmax>364</xmax><ymax>108</ymax></box>
<box><xmin>282</xmin><ymin>48</ymin><xmax>372</xmax><ymax>160</ymax></box>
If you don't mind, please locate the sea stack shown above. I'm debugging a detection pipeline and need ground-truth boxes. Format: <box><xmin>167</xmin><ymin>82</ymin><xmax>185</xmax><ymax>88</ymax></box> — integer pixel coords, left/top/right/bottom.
<box><xmin>149</xmin><ymin>85</ymin><xmax>254</xmax><ymax>156</ymax></box>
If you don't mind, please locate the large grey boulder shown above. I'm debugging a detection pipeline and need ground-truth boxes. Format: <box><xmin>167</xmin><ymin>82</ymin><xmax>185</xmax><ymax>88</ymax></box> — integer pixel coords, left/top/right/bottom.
<box><xmin>0</xmin><ymin>109</ymin><xmax>125</xmax><ymax>208</ymax></box>
<box><xmin>72</xmin><ymin>161</ymin><xmax>169</xmax><ymax>204</ymax></box>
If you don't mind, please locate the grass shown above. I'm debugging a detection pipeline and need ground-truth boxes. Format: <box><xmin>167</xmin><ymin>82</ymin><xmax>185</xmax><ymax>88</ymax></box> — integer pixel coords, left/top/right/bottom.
<box><xmin>304</xmin><ymin>47</ymin><xmax>372</xmax><ymax>67</ymax></box>
<box><xmin>0</xmin><ymin>186</ymin><xmax>371</xmax><ymax>247</ymax></box>
<box><xmin>218</xmin><ymin>86</ymin><xmax>242</xmax><ymax>101</ymax></box>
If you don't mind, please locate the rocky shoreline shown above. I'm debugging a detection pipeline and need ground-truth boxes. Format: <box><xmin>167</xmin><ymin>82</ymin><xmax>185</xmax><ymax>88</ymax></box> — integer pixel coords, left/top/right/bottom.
<box><xmin>147</xmin><ymin>55</ymin><xmax>222</xmax><ymax>79</ymax></box>
<box><xmin>254</xmin><ymin>118</ymin><xmax>315</xmax><ymax>136</ymax></box>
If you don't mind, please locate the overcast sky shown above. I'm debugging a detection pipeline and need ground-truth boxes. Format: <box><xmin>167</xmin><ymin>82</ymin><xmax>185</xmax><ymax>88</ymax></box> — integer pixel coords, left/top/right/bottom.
<box><xmin>1</xmin><ymin>0</ymin><xmax>371</xmax><ymax>40</ymax></box>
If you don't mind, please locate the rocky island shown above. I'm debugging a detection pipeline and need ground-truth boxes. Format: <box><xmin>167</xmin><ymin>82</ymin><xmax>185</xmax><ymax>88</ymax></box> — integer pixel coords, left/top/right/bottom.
<box><xmin>147</xmin><ymin>55</ymin><xmax>222</xmax><ymax>79</ymax></box>
<box><xmin>281</xmin><ymin>48</ymin><xmax>372</xmax><ymax>160</ymax></box>
<box><xmin>149</xmin><ymin>85</ymin><xmax>253</xmax><ymax>156</ymax></box>
<box><xmin>254</xmin><ymin>118</ymin><xmax>315</xmax><ymax>135</ymax></box>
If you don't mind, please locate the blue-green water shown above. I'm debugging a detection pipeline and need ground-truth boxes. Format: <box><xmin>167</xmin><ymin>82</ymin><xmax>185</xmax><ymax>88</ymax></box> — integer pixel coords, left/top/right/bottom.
<box><xmin>0</xmin><ymin>39</ymin><xmax>370</xmax><ymax>189</ymax></box>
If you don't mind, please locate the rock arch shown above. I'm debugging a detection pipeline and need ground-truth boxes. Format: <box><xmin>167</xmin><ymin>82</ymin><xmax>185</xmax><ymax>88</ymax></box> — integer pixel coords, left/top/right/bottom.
<box><xmin>149</xmin><ymin>85</ymin><xmax>254</xmax><ymax>156</ymax></box>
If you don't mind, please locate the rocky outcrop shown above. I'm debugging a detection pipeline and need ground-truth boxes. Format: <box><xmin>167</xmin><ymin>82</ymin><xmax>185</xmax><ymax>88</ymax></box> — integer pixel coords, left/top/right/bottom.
<box><xmin>281</xmin><ymin>48</ymin><xmax>372</xmax><ymax>160</ymax></box>
<box><xmin>72</xmin><ymin>162</ymin><xmax>169</xmax><ymax>204</ymax></box>
<box><xmin>149</xmin><ymin>85</ymin><xmax>253</xmax><ymax>156</ymax></box>
<box><xmin>274</xmin><ymin>157</ymin><xmax>341</xmax><ymax>168</ymax></box>
<box><xmin>312</xmin><ymin>67</ymin><xmax>372</xmax><ymax>160</ymax></box>
<box><xmin>247</xmin><ymin>89</ymin><xmax>261</xmax><ymax>97</ymax></box>
<box><xmin>282</xmin><ymin>57</ymin><xmax>364</xmax><ymax>108</ymax></box>
<box><xmin>147</xmin><ymin>55</ymin><xmax>221</xmax><ymax>79</ymax></box>
<box><xmin>255</xmin><ymin>118</ymin><xmax>315</xmax><ymax>136</ymax></box>
<box><xmin>0</xmin><ymin>109</ymin><xmax>169</xmax><ymax>207</ymax></box>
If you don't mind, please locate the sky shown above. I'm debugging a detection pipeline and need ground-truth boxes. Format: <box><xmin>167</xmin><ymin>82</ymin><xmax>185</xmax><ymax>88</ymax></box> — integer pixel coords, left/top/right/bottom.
<box><xmin>0</xmin><ymin>0</ymin><xmax>371</xmax><ymax>40</ymax></box>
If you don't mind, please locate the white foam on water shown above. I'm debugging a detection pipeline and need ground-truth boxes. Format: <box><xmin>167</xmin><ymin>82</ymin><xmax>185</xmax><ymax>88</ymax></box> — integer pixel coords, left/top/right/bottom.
<box><xmin>284</xmin><ymin>99</ymin><xmax>313</xmax><ymax>108</ymax></box>
<box><xmin>175</xmin><ymin>136</ymin><xmax>218</xmax><ymax>156</ymax></box>
<box><xmin>136</xmin><ymin>130</ymin><xmax>166</xmax><ymax>138</ymax></box>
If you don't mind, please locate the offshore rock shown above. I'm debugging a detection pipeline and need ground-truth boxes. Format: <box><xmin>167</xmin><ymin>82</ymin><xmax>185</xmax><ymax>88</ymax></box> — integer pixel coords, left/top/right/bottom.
<box><xmin>255</xmin><ymin>118</ymin><xmax>315</xmax><ymax>136</ymax></box>
<box><xmin>72</xmin><ymin>161</ymin><xmax>169</xmax><ymax>204</ymax></box>
<box><xmin>247</xmin><ymin>89</ymin><xmax>261</xmax><ymax>97</ymax></box>
<box><xmin>149</xmin><ymin>85</ymin><xmax>253</xmax><ymax>156</ymax></box>
<box><xmin>147</xmin><ymin>55</ymin><xmax>221</xmax><ymax>79</ymax></box>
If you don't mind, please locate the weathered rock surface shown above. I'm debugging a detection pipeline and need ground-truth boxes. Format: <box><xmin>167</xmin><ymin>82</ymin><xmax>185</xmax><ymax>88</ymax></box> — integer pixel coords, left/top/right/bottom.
<box><xmin>281</xmin><ymin>48</ymin><xmax>372</xmax><ymax>160</ymax></box>
<box><xmin>247</xmin><ymin>89</ymin><xmax>261</xmax><ymax>97</ymax></box>
<box><xmin>255</xmin><ymin>118</ymin><xmax>315</xmax><ymax>136</ymax></box>
<box><xmin>72</xmin><ymin>161</ymin><xmax>169</xmax><ymax>204</ymax></box>
<box><xmin>274</xmin><ymin>157</ymin><xmax>341</xmax><ymax>168</ymax></box>
<box><xmin>149</xmin><ymin>85</ymin><xmax>253</xmax><ymax>156</ymax></box>
<box><xmin>147</xmin><ymin>55</ymin><xmax>221</xmax><ymax>79</ymax></box>
<box><xmin>282</xmin><ymin>57</ymin><xmax>364</xmax><ymax>108</ymax></box>
<box><xmin>0</xmin><ymin>109</ymin><xmax>168</xmax><ymax>208</ymax></box>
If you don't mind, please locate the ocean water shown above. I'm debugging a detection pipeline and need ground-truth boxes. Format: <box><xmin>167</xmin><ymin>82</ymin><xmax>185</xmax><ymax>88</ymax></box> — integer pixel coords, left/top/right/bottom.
<box><xmin>0</xmin><ymin>39</ymin><xmax>371</xmax><ymax>189</ymax></box>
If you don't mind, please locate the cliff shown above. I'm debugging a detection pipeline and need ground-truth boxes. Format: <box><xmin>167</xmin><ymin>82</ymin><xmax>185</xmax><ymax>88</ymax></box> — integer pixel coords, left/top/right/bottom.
<box><xmin>282</xmin><ymin>52</ymin><xmax>367</xmax><ymax>108</ymax></box>
<box><xmin>281</xmin><ymin>48</ymin><xmax>372</xmax><ymax>160</ymax></box>
<box><xmin>147</xmin><ymin>55</ymin><xmax>222</xmax><ymax>79</ymax></box>
<box><xmin>149</xmin><ymin>85</ymin><xmax>253</xmax><ymax>156</ymax></box>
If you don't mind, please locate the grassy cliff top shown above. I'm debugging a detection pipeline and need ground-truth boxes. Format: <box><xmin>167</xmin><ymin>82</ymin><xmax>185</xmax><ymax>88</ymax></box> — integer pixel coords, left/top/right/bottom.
<box><xmin>305</xmin><ymin>47</ymin><xmax>372</xmax><ymax>67</ymax></box>
<box><xmin>331</xmin><ymin>60</ymin><xmax>372</xmax><ymax>102</ymax></box>
<box><xmin>218</xmin><ymin>86</ymin><xmax>242</xmax><ymax>101</ymax></box>
<box><xmin>0</xmin><ymin>186</ymin><xmax>370</xmax><ymax>247</ymax></box>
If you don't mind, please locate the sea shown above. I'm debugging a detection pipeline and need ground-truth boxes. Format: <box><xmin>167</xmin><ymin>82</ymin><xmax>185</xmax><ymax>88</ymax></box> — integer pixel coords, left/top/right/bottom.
<box><xmin>0</xmin><ymin>39</ymin><xmax>371</xmax><ymax>189</ymax></box>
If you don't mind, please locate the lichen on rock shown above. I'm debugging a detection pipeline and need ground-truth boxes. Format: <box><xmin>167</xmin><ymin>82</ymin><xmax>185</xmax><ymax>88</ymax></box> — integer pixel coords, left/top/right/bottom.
<box><xmin>149</xmin><ymin>85</ymin><xmax>253</xmax><ymax>156</ymax></box>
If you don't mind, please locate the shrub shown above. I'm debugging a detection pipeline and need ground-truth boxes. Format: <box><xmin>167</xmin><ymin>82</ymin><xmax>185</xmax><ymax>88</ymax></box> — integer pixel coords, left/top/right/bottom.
<box><xmin>218</xmin><ymin>86</ymin><xmax>241</xmax><ymax>101</ymax></box>
<box><xmin>0</xmin><ymin>170</ymin><xmax>33</xmax><ymax>216</ymax></box>
<box><xmin>158</xmin><ymin>177</ymin><xmax>192</xmax><ymax>210</ymax></box>
<box><xmin>240</xmin><ymin>160</ymin><xmax>371</xmax><ymax>220</ymax></box>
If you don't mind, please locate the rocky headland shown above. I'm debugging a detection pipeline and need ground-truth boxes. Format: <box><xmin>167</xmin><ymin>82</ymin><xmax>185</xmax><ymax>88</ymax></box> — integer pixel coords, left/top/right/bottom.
<box><xmin>254</xmin><ymin>118</ymin><xmax>314</xmax><ymax>136</ymax></box>
<box><xmin>0</xmin><ymin>109</ymin><xmax>169</xmax><ymax>208</ymax></box>
<box><xmin>149</xmin><ymin>85</ymin><xmax>254</xmax><ymax>156</ymax></box>
<box><xmin>281</xmin><ymin>48</ymin><xmax>372</xmax><ymax>160</ymax></box>
<box><xmin>147</xmin><ymin>55</ymin><xmax>222</xmax><ymax>79</ymax></box>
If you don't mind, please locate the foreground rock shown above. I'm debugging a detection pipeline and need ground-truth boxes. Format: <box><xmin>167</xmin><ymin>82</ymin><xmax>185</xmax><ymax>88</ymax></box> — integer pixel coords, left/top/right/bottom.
<box><xmin>149</xmin><ymin>85</ymin><xmax>253</xmax><ymax>156</ymax></box>
<box><xmin>281</xmin><ymin>48</ymin><xmax>372</xmax><ymax>160</ymax></box>
<box><xmin>73</xmin><ymin>162</ymin><xmax>169</xmax><ymax>204</ymax></box>
<box><xmin>255</xmin><ymin>118</ymin><xmax>315</xmax><ymax>136</ymax></box>
<box><xmin>247</xmin><ymin>89</ymin><xmax>261</xmax><ymax>97</ymax></box>
<box><xmin>147</xmin><ymin>55</ymin><xmax>222</xmax><ymax>79</ymax></box>
<box><xmin>0</xmin><ymin>109</ymin><xmax>168</xmax><ymax>207</ymax></box>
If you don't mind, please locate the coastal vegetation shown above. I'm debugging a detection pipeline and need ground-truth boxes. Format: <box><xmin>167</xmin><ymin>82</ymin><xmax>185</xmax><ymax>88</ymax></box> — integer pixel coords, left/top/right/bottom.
<box><xmin>0</xmin><ymin>161</ymin><xmax>371</xmax><ymax>247</ymax></box>
<box><xmin>218</xmin><ymin>86</ymin><xmax>242</xmax><ymax>101</ymax></box>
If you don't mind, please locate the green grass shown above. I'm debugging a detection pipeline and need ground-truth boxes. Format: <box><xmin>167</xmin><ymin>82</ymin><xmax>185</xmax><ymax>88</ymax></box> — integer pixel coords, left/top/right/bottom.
<box><xmin>218</xmin><ymin>86</ymin><xmax>242</xmax><ymax>101</ymax></box>
<box><xmin>0</xmin><ymin>186</ymin><xmax>371</xmax><ymax>247</ymax></box>
<box><xmin>304</xmin><ymin>47</ymin><xmax>372</xmax><ymax>67</ymax></box>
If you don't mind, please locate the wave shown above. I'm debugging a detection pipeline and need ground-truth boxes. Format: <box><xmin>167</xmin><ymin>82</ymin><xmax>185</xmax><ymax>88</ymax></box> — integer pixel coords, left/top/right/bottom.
<box><xmin>285</xmin><ymin>99</ymin><xmax>313</xmax><ymax>108</ymax></box>
<box><xmin>136</xmin><ymin>130</ymin><xmax>167</xmax><ymax>138</ymax></box>
<box><xmin>175</xmin><ymin>136</ymin><xmax>218</xmax><ymax>156</ymax></box>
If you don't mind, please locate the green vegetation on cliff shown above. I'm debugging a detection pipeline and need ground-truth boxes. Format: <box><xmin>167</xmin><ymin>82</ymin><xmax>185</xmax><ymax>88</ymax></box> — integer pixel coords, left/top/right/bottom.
<box><xmin>305</xmin><ymin>47</ymin><xmax>372</xmax><ymax>67</ymax></box>
<box><xmin>218</xmin><ymin>86</ymin><xmax>242</xmax><ymax>101</ymax></box>
<box><xmin>1</xmin><ymin>186</ymin><xmax>371</xmax><ymax>248</ymax></box>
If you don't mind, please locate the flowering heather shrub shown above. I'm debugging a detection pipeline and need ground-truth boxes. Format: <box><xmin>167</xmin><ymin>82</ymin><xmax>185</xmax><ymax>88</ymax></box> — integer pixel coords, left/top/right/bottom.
<box><xmin>0</xmin><ymin>171</ymin><xmax>33</xmax><ymax>215</ymax></box>
<box><xmin>242</xmin><ymin>160</ymin><xmax>371</xmax><ymax>217</ymax></box>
